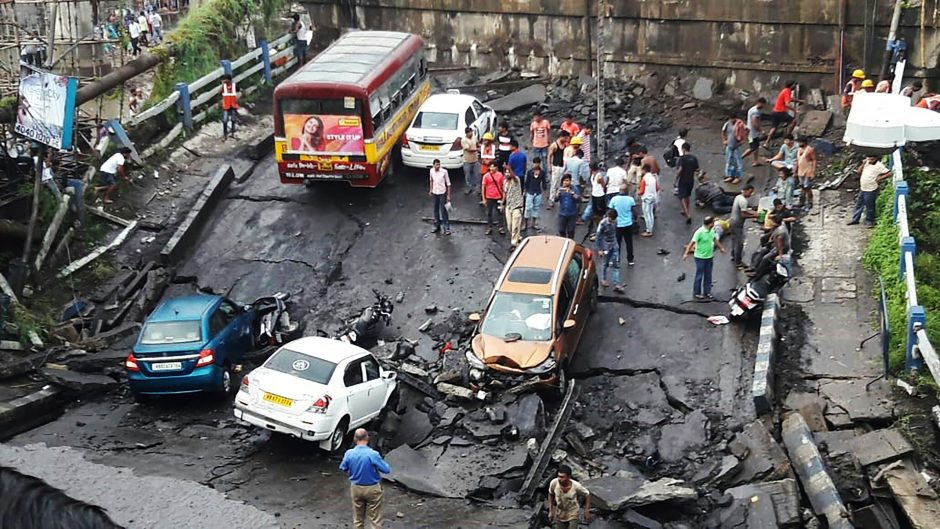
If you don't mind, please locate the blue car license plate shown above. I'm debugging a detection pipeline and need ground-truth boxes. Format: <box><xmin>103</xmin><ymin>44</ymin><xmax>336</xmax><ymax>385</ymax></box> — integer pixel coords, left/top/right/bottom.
<box><xmin>151</xmin><ymin>361</ymin><xmax>182</xmax><ymax>371</ymax></box>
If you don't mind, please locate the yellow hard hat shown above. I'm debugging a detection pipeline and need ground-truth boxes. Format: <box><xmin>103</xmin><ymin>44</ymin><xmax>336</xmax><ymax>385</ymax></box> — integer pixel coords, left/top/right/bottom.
<box><xmin>570</xmin><ymin>136</ymin><xmax>583</xmax><ymax>145</ymax></box>
<box><xmin>852</xmin><ymin>69</ymin><xmax>866</xmax><ymax>79</ymax></box>
<box><xmin>861</xmin><ymin>79</ymin><xmax>875</xmax><ymax>88</ymax></box>
<box><xmin>482</xmin><ymin>132</ymin><xmax>494</xmax><ymax>140</ymax></box>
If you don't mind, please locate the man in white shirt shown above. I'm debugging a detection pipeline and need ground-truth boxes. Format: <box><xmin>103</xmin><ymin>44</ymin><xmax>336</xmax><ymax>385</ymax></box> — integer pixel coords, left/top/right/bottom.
<box><xmin>95</xmin><ymin>147</ymin><xmax>131</xmax><ymax>204</ymax></box>
<box><xmin>428</xmin><ymin>159</ymin><xmax>452</xmax><ymax>235</ymax></box>
<box><xmin>848</xmin><ymin>156</ymin><xmax>891</xmax><ymax>227</ymax></box>
<box><xmin>604</xmin><ymin>156</ymin><xmax>628</xmax><ymax>205</ymax></box>
<box><xmin>128</xmin><ymin>20</ymin><xmax>141</xmax><ymax>55</ymax></box>
<box><xmin>149</xmin><ymin>11</ymin><xmax>163</xmax><ymax>44</ymax></box>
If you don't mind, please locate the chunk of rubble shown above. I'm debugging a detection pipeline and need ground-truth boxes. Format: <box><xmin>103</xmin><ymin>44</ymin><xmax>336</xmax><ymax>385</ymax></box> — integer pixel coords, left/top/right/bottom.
<box><xmin>724</xmin><ymin>479</ymin><xmax>801</xmax><ymax>526</ymax></box>
<box><xmin>713</xmin><ymin>492</ymin><xmax>778</xmax><ymax>529</ymax></box>
<box><xmin>385</xmin><ymin>442</ymin><xmax>528</xmax><ymax>498</ymax></box>
<box><xmin>487</xmin><ymin>84</ymin><xmax>547</xmax><ymax>113</ymax></box>
<box><xmin>657</xmin><ymin>410</ymin><xmax>709</xmax><ymax>462</ymax></box>
<box><xmin>622</xmin><ymin>509</ymin><xmax>663</xmax><ymax>529</ymax></box>
<box><xmin>846</xmin><ymin>429</ymin><xmax>913</xmax><ymax>467</ymax></box>
<box><xmin>389</xmin><ymin>406</ymin><xmax>433</xmax><ymax>448</ymax></box>
<box><xmin>585</xmin><ymin>472</ymin><xmax>697</xmax><ymax>511</ymax></box>
<box><xmin>505</xmin><ymin>393</ymin><xmax>545</xmax><ymax>438</ymax></box>
<box><xmin>727</xmin><ymin>420</ymin><xmax>792</xmax><ymax>486</ymax></box>
<box><xmin>41</xmin><ymin>367</ymin><xmax>118</xmax><ymax>394</ymax></box>
<box><xmin>437</xmin><ymin>382</ymin><xmax>475</xmax><ymax>400</ymax></box>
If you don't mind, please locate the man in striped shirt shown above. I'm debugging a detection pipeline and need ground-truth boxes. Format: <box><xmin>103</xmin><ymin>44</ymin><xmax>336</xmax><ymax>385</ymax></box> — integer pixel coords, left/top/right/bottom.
<box><xmin>577</xmin><ymin>125</ymin><xmax>592</xmax><ymax>164</ymax></box>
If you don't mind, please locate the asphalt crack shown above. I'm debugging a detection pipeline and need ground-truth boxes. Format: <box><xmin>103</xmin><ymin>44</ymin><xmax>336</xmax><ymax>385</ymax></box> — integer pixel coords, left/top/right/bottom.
<box><xmin>238</xmin><ymin>257</ymin><xmax>319</xmax><ymax>272</ymax></box>
<box><xmin>598</xmin><ymin>294</ymin><xmax>714</xmax><ymax>318</ymax></box>
<box><xmin>227</xmin><ymin>193</ymin><xmax>313</xmax><ymax>205</ymax></box>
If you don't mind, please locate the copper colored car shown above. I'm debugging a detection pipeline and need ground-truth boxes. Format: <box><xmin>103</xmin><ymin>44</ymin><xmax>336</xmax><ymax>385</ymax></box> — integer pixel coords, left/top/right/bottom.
<box><xmin>467</xmin><ymin>236</ymin><xmax>598</xmax><ymax>390</ymax></box>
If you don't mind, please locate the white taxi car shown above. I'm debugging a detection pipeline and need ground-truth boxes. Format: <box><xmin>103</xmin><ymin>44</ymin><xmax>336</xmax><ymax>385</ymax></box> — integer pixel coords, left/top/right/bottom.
<box><xmin>233</xmin><ymin>336</ymin><xmax>398</xmax><ymax>452</ymax></box>
<box><xmin>401</xmin><ymin>91</ymin><xmax>496</xmax><ymax>170</ymax></box>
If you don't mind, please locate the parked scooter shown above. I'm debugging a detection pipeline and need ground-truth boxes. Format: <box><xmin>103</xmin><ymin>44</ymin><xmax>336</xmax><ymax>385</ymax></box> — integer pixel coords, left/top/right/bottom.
<box><xmin>251</xmin><ymin>292</ymin><xmax>299</xmax><ymax>346</ymax></box>
<box><xmin>332</xmin><ymin>290</ymin><xmax>394</xmax><ymax>346</ymax></box>
<box><xmin>729</xmin><ymin>259</ymin><xmax>791</xmax><ymax>318</ymax></box>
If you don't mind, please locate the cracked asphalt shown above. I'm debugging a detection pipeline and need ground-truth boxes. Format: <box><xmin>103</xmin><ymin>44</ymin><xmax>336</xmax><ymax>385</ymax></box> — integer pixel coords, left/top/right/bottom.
<box><xmin>4</xmin><ymin>124</ymin><xmax>765</xmax><ymax>527</ymax></box>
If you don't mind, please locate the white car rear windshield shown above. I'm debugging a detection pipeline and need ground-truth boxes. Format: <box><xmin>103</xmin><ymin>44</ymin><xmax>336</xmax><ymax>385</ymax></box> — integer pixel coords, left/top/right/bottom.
<box><xmin>413</xmin><ymin>111</ymin><xmax>458</xmax><ymax>130</ymax></box>
<box><xmin>266</xmin><ymin>348</ymin><xmax>337</xmax><ymax>384</ymax></box>
<box><xmin>139</xmin><ymin>321</ymin><xmax>202</xmax><ymax>344</ymax></box>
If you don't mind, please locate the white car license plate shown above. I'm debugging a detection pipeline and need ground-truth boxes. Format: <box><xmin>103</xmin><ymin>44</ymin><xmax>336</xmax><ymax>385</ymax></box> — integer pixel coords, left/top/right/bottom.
<box><xmin>151</xmin><ymin>361</ymin><xmax>183</xmax><ymax>371</ymax></box>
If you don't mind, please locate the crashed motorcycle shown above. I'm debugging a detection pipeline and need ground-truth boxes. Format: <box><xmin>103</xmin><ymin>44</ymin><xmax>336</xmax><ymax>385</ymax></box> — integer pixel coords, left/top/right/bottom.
<box><xmin>323</xmin><ymin>290</ymin><xmax>394</xmax><ymax>346</ymax></box>
<box><xmin>251</xmin><ymin>292</ymin><xmax>300</xmax><ymax>346</ymax></box>
<box><xmin>728</xmin><ymin>260</ymin><xmax>791</xmax><ymax>319</ymax></box>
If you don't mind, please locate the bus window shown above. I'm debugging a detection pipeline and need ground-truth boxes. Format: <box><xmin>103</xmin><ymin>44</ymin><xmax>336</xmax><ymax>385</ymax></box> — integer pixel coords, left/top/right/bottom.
<box><xmin>419</xmin><ymin>57</ymin><xmax>427</xmax><ymax>78</ymax></box>
<box><xmin>370</xmin><ymin>95</ymin><xmax>383</xmax><ymax>130</ymax></box>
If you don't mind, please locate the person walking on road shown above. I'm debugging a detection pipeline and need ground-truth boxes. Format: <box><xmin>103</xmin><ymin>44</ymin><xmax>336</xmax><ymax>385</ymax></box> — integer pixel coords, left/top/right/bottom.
<box><xmin>721</xmin><ymin>112</ymin><xmax>748</xmax><ymax>185</ymax></box>
<box><xmin>461</xmin><ymin>127</ymin><xmax>480</xmax><ymax>195</ymax></box>
<box><xmin>128</xmin><ymin>18</ymin><xmax>141</xmax><ymax>55</ymax></box>
<box><xmin>764</xmin><ymin>81</ymin><xmax>802</xmax><ymax>148</ymax></box>
<box><xmin>524</xmin><ymin>157</ymin><xmax>548</xmax><ymax>232</ymax></box>
<box><xmin>683</xmin><ymin>216</ymin><xmax>725</xmax><ymax>300</ymax></box>
<box><xmin>638</xmin><ymin>164</ymin><xmax>661</xmax><ymax>237</ymax></box>
<box><xmin>595</xmin><ymin>209</ymin><xmax>621</xmax><ymax>292</ymax></box>
<box><xmin>94</xmin><ymin>147</ymin><xmax>131</xmax><ymax>204</ymax></box>
<box><xmin>741</xmin><ymin>97</ymin><xmax>766</xmax><ymax>167</ymax></box>
<box><xmin>796</xmin><ymin>137</ymin><xmax>817</xmax><ymax>210</ymax></box>
<box><xmin>482</xmin><ymin>161</ymin><xmax>506</xmax><ymax>235</ymax></box>
<box><xmin>530</xmin><ymin>112</ymin><xmax>551</xmax><ymax>163</ymax></box>
<box><xmin>546</xmin><ymin>133</ymin><xmax>569</xmax><ymax>209</ymax></box>
<box><xmin>729</xmin><ymin>185</ymin><xmax>757</xmax><ymax>269</ymax></box>
<box><xmin>339</xmin><ymin>428</ymin><xmax>390</xmax><ymax>529</ymax></box>
<box><xmin>608</xmin><ymin>184</ymin><xmax>638</xmax><ymax>266</ymax></box>
<box><xmin>547</xmin><ymin>464</ymin><xmax>592</xmax><ymax>529</ymax></box>
<box><xmin>605</xmin><ymin>156</ymin><xmax>628</xmax><ymax>204</ymax></box>
<box><xmin>428</xmin><ymin>159</ymin><xmax>452</xmax><ymax>236</ymax></box>
<box><xmin>675</xmin><ymin>143</ymin><xmax>700</xmax><ymax>224</ymax></box>
<box><xmin>221</xmin><ymin>74</ymin><xmax>239</xmax><ymax>141</ymax></box>
<box><xmin>847</xmin><ymin>155</ymin><xmax>892</xmax><ymax>227</ymax></box>
<box><xmin>503</xmin><ymin>166</ymin><xmax>524</xmax><ymax>247</ymax></box>
<box><xmin>555</xmin><ymin>173</ymin><xmax>580</xmax><ymax>239</ymax></box>
<box><xmin>585</xmin><ymin>162</ymin><xmax>607</xmax><ymax>238</ymax></box>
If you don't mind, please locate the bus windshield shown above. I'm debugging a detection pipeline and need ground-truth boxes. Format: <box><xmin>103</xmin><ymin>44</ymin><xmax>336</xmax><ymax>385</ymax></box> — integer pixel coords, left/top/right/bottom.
<box><xmin>281</xmin><ymin>98</ymin><xmax>365</xmax><ymax>155</ymax></box>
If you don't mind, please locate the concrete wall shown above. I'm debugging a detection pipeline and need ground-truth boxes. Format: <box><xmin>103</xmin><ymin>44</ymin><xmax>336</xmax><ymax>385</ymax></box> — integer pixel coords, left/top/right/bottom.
<box><xmin>301</xmin><ymin>0</ymin><xmax>940</xmax><ymax>94</ymax></box>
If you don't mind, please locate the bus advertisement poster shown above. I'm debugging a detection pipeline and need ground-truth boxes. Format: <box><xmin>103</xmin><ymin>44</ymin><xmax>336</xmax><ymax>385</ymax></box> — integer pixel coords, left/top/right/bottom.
<box><xmin>285</xmin><ymin>114</ymin><xmax>365</xmax><ymax>155</ymax></box>
<box><xmin>14</xmin><ymin>63</ymin><xmax>78</xmax><ymax>150</ymax></box>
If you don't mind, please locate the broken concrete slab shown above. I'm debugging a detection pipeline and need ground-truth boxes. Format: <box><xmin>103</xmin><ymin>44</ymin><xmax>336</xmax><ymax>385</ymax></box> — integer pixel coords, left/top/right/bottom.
<box><xmin>622</xmin><ymin>508</ymin><xmax>663</xmax><ymax>529</ymax></box>
<box><xmin>383</xmin><ymin>444</ymin><xmax>449</xmax><ymax>497</ymax></box>
<box><xmin>727</xmin><ymin>420</ymin><xmax>792</xmax><ymax>486</ymax></box>
<box><xmin>818</xmin><ymin>378</ymin><xmax>894</xmax><ymax>423</ymax></box>
<box><xmin>504</xmin><ymin>393</ymin><xmax>544</xmax><ymax>438</ymax></box>
<box><xmin>798</xmin><ymin>402</ymin><xmax>828</xmax><ymax>432</ymax></box>
<box><xmin>691</xmin><ymin>77</ymin><xmax>714</xmax><ymax>100</ymax></box>
<box><xmin>486</xmin><ymin>84</ymin><xmax>547</xmax><ymax>113</ymax></box>
<box><xmin>583</xmin><ymin>372</ymin><xmax>675</xmax><ymax>426</ymax></box>
<box><xmin>586</xmin><ymin>475</ymin><xmax>697</xmax><ymax>511</ymax></box>
<box><xmin>781</xmin><ymin>412</ymin><xmax>853</xmax><ymax>529</ymax></box>
<box><xmin>389</xmin><ymin>406</ymin><xmax>433</xmax><ymax>448</ymax></box>
<box><xmin>783</xmin><ymin>391</ymin><xmax>828</xmax><ymax>412</ymax></box>
<box><xmin>657</xmin><ymin>410</ymin><xmax>709</xmax><ymax>462</ymax></box>
<box><xmin>725</xmin><ymin>479</ymin><xmax>802</xmax><ymax>526</ymax></box>
<box><xmin>41</xmin><ymin>367</ymin><xmax>118</xmax><ymax>395</ymax></box>
<box><xmin>659</xmin><ymin>374</ymin><xmax>694</xmax><ymax>411</ymax></box>
<box><xmin>796</xmin><ymin>110</ymin><xmax>832</xmax><ymax>138</ymax></box>
<box><xmin>881</xmin><ymin>459</ymin><xmax>940</xmax><ymax>529</ymax></box>
<box><xmin>846</xmin><ymin>429</ymin><xmax>913</xmax><ymax>467</ymax></box>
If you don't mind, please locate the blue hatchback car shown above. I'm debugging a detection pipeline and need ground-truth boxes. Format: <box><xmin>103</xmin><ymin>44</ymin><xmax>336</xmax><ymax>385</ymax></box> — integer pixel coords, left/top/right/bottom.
<box><xmin>126</xmin><ymin>295</ymin><xmax>255</xmax><ymax>398</ymax></box>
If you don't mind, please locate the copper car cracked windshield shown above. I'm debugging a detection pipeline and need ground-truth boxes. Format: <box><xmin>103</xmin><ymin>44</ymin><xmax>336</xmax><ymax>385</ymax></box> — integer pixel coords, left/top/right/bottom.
<box><xmin>480</xmin><ymin>292</ymin><xmax>553</xmax><ymax>342</ymax></box>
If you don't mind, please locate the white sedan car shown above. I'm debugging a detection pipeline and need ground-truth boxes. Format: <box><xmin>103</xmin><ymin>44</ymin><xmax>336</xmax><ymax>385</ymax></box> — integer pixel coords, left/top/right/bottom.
<box><xmin>233</xmin><ymin>336</ymin><xmax>398</xmax><ymax>452</ymax></box>
<box><xmin>401</xmin><ymin>92</ymin><xmax>496</xmax><ymax>170</ymax></box>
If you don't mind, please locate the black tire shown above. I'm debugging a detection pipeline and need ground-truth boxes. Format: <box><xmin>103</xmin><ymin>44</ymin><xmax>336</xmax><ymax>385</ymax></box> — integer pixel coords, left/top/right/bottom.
<box><xmin>219</xmin><ymin>366</ymin><xmax>234</xmax><ymax>396</ymax></box>
<box><xmin>326</xmin><ymin>417</ymin><xmax>349</xmax><ymax>453</ymax></box>
<box><xmin>556</xmin><ymin>368</ymin><xmax>568</xmax><ymax>398</ymax></box>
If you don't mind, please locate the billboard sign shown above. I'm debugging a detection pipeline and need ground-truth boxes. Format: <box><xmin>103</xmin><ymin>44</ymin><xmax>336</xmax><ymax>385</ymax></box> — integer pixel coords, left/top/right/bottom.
<box><xmin>283</xmin><ymin>114</ymin><xmax>365</xmax><ymax>155</ymax></box>
<box><xmin>14</xmin><ymin>63</ymin><xmax>78</xmax><ymax>150</ymax></box>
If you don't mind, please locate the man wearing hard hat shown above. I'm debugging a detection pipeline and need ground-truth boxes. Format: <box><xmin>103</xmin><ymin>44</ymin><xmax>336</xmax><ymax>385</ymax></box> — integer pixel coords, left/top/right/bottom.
<box><xmin>480</xmin><ymin>132</ymin><xmax>497</xmax><ymax>169</ymax></box>
<box><xmin>841</xmin><ymin>69</ymin><xmax>865</xmax><ymax>113</ymax></box>
<box><xmin>860</xmin><ymin>79</ymin><xmax>876</xmax><ymax>93</ymax></box>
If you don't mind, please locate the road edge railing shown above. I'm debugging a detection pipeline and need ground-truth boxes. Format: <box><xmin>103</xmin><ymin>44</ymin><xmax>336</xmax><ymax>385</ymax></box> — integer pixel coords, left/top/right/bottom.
<box><xmin>124</xmin><ymin>32</ymin><xmax>296</xmax><ymax>159</ymax></box>
<box><xmin>892</xmin><ymin>149</ymin><xmax>940</xmax><ymax>382</ymax></box>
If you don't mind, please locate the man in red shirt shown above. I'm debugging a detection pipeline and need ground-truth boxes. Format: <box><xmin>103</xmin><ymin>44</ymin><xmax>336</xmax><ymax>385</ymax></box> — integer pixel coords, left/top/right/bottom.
<box><xmin>763</xmin><ymin>81</ymin><xmax>802</xmax><ymax>149</ymax></box>
<box><xmin>481</xmin><ymin>161</ymin><xmax>506</xmax><ymax>235</ymax></box>
<box><xmin>560</xmin><ymin>114</ymin><xmax>581</xmax><ymax>137</ymax></box>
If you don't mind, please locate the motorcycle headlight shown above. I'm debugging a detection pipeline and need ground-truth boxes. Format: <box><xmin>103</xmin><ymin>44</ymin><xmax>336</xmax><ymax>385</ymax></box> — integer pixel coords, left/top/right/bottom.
<box><xmin>526</xmin><ymin>354</ymin><xmax>557</xmax><ymax>375</ymax></box>
<box><xmin>465</xmin><ymin>350</ymin><xmax>486</xmax><ymax>370</ymax></box>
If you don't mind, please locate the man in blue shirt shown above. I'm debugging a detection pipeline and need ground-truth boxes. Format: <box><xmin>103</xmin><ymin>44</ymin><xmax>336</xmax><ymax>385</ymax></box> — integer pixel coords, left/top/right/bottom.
<box><xmin>608</xmin><ymin>183</ymin><xmax>638</xmax><ymax>265</ymax></box>
<box><xmin>555</xmin><ymin>173</ymin><xmax>580</xmax><ymax>239</ymax></box>
<box><xmin>339</xmin><ymin>428</ymin><xmax>390</xmax><ymax>529</ymax></box>
<box><xmin>508</xmin><ymin>139</ymin><xmax>528</xmax><ymax>188</ymax></box>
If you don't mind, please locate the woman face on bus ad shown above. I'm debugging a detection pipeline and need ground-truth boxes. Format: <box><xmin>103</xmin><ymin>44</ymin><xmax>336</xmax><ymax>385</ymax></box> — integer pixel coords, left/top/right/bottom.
<box><xmin>300</xmin><ymin>116</ymin><xmax>324</xmax><ymax>149</ymax></box>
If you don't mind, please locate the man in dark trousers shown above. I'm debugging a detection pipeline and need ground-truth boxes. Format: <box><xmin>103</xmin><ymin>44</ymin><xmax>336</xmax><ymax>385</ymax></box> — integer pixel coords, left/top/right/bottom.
<box><xmin>339</xmin><ymin>428</ymin><xmax>390</xmax><ymax>529</ymax></box>
<box><xmin>674</xmin><ymin>143</ymin><xmax>700</xmax><ymax>224</ymax></box>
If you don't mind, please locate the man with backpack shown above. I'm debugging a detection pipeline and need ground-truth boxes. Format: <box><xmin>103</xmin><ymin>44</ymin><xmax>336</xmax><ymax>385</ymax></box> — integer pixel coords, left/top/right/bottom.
<box><xmin>664</xmin><ymin>129</ymin><xmax>688</xmax><ymax>195</ymax></box>
<box><xmin>721</xmin><ymin>112</ymin><xmax>748</xmax><ymax>185</ymax></box>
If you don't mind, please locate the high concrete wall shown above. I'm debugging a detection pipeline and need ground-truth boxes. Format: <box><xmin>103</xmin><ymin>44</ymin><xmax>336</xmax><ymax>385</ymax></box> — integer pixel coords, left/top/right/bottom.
<box><xmin>302</xmin><ymin>0</ymin><xmax>940</xmax><ymax>94</ymax></box>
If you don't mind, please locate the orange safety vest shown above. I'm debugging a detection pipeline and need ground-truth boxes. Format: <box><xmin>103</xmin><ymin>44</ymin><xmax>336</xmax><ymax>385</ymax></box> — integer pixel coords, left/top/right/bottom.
<box><xmin>481</xmin><ymin>143</ymin><xmax>496</xmax><ymax>162</ymax></box>
<box><xmin>222</xmin><ymin>81</ymin><xmax>238</xmax><ymax>110</ymax></box>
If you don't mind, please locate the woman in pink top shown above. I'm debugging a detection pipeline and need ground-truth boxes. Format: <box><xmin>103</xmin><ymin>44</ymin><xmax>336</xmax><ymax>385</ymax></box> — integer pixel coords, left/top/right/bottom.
<box><xmin>481</xmin><ymin>161</ymin><xmax>506</xmax><ymax>235</ymax></box>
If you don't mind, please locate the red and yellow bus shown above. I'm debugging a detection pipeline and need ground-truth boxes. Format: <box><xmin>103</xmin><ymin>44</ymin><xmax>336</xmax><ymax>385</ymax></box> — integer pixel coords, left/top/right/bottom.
<box><xmin>274</xmin><ymin>31</ymin><xmax>430</xmax><ymax>188</ymax></box>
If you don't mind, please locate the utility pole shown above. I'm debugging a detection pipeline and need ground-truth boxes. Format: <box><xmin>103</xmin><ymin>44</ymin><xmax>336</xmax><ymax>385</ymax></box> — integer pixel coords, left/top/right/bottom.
<box><xmin>596</xmin><ymin>0</ymin><xmax>608</xmax><ymax>163</ymax></box>
<box><xmin>880</xmin><ymin>0</ymin><xmax>904</xmax><ymax>80</ymax></box>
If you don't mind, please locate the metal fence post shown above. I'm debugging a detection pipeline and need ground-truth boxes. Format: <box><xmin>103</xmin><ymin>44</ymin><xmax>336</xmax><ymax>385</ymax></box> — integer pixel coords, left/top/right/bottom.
<box><xmin>894</xmin><ymin>180</ymin><xmax>908</xmax><ymax>223</ymax></box>
<box><xmin>260</xmin><ymin>40</ymin><xmax>272</xmax><ymax>84</ymax></box>
<box><xmin>221</xmin><ymin>59</ymin><xmax>232</xmax><ymax>78</ymax></box>
<box><xmin>175</xmin><ymin>82</ymin><xmax>193</xmax><ymax>132</ymax></box>
<box><xmin>900</xmin><ymin>237</ymin><xmax>915</xmax><ymax>279</ymax></box>
<box><xmin>907</xmin><ymin>306</ymin><xmax>926</xmax><ymax>371</ymax></box>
